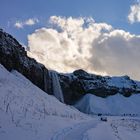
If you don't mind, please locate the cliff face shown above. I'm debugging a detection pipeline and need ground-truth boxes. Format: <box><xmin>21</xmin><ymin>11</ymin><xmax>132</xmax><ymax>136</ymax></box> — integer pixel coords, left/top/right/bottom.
<box><xmin>59</xmin><ymin>69</ymin><xmax>140</xmax><ymax>104</ymax></box>
<box><xmin>1</xmin><ymin>29</ymin><xmax>140</xmax><ymax>105</ymax></box>
<box><xmin>0</xmin><ymin>29</ymin><xmax>49</xmax><ymax>92</ymax></box>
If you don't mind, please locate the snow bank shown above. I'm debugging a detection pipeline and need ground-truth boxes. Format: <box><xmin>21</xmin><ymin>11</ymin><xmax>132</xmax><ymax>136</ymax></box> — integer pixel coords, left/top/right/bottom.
<box><xmin>75</xmin><ymin>93</ymin><xmax>140</xmax><ymax>116</ymax></box>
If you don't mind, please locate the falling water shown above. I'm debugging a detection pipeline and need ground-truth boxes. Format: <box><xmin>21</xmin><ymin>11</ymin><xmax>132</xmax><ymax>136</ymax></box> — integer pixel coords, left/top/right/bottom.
<box><xmin>49</xmin><ymin>70</ymin><xmax>64</xmax><ymax>103</ymax></box>
<box><xmin>44</xmin><ymin>69</ymin><xmax>48</xmax><ymax>92</ymax></box>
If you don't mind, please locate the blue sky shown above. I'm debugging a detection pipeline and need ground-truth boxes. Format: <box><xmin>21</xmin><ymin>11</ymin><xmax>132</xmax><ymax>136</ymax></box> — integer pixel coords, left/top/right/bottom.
<box><xmin>1</xmin><ymin>0</ymin><xmax>140</xmax><ymax>79</ymax></box>
<box><xmin>0</xmin><ymin>0</ymin><xmax>140</xmax><ymax>45</ymax></box>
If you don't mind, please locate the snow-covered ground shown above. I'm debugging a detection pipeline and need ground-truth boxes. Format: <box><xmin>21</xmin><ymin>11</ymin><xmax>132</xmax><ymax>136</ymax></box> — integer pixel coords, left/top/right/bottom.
<box><xmin>0</xmin><ymin>64</ymin><xmax>140</xmax><ymax>140</ymax></box>
<box><xmin>52</xmin><ymin>116</ymin><xmax>140</xmax><ymax>140</ymax></box>
<box><xmin>83</xmin><ymin>116</ymin><xmax>140</xmax><ymax>140</ymax></box>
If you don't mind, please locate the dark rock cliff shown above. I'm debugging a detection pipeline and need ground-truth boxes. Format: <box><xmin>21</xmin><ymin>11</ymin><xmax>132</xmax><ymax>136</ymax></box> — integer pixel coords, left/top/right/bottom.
<box><xmin>0</xmin><ymin>29</ymin><xmax>49</xmax><ymax>92</ymax></box>
<box><xmin>59</xmin><ymin>69</ymin><xmax>140</xmax><ymax>104</ymax></box>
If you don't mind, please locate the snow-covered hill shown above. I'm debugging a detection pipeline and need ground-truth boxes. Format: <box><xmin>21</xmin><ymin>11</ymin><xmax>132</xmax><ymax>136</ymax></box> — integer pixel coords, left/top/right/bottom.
<box><xmin>0</xmin><ymin>64</ymin><xmax>140</xmax><ymax>140</ymax></box>
<box><xmin>75</xmin><ymin>93</ymin><xmax>140</xmax><ymax>116</ymax></box>
<box><xmin>0</xmin><ymin>64</ymin><xmax>88</xmax><ymax>140</ymax></box>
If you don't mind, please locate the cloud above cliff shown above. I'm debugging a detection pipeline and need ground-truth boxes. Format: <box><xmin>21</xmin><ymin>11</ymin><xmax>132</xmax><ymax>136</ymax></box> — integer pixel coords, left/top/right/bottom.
<box><xmin>27</xmin><ymin>16</ymin><xmax>140</xmax><ymax>80</ymax></box>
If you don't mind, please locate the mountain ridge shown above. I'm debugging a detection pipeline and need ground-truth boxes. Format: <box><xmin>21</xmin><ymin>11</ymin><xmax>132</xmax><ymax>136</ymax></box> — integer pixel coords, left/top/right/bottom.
<box><xmin>0</xmin><ymin>29</ymin><xmax>140</xmax><ymax>105</ymax></box>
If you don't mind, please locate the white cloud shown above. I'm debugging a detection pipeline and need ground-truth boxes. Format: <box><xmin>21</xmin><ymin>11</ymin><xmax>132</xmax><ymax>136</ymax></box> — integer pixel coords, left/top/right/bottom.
<box><xmin>14</xmin><ymin>18</ymin><xmax>39</xmax><ymax>29</ymax></box>
<box><xmin>14</xmin><ymin>21</ymin><xmax>23</xmax><ymax>28</ymax></box>
<box><xmin>27</xmin><ymin>16</ymin><xmax>140</xmax><ymax>80</ymax></box>
<box><xmin>25</xmin><ymin>18</ymin><xmax>39</xmax><ymax>25</ymax></box>
<box><xmin>128</xmin><ymin>1</ymin><xmax>140</xmax><ymax>23</ymax></box>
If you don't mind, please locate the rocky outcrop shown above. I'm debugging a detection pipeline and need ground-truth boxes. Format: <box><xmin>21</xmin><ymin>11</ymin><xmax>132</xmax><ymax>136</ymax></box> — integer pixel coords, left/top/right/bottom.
<box><xmin>59</xmin><ymin>69</ymin><xmax>140</xmax><ymax>104</ymax></box>
<box><xmin>0</xmin><ymin>29</ymin><xmax>49</xmax><ymax>91</ymax></box>
<box><xmin>59</xmin><ymin>73</ymin><xmax>85</xmax><ymax>104</ymax></box>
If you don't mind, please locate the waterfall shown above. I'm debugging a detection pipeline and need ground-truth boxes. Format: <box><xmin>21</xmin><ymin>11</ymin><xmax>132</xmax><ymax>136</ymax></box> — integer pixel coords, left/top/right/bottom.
<box><xmin>44</xmin><ymin>69</ymin><xmax>48</xmax><ymax>92</ymax></box>
<box><xmin>49</xmin><ymin>70</ymin><xmax>64</xmax><ymax>103</ymax></box>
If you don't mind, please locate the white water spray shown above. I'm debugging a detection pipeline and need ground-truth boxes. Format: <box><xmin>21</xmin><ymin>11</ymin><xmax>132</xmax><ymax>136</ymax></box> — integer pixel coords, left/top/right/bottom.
<box><xmin>49</xmin><ymin>70</ymin><xmax>64</xmax><ymax>103</ymax></box>
<box><xmin>44</xmin><ymin>69</ymin><xmax>48</xmax><ymax>92</ymax></box>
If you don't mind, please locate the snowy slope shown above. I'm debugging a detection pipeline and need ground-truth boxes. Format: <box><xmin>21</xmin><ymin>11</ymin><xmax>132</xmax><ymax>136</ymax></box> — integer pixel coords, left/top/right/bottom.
<box><xmin>75</xmin><ymin>93</ymin><xmax>140</xmax><ymax>115</ymax></box>
<box><xmin>0</xmin><ymin>64</ymin><xmax>140</xmax><ymax>140</ymax></box>
<box><xmin>0</xmin><ymin>64</ymin><xmax>88</xmax><ymax>140</ymax></box>
<box><xmin>106</xmin><ymin>76</ymin><xmax>135</xmax><ymax>88</ymax></box>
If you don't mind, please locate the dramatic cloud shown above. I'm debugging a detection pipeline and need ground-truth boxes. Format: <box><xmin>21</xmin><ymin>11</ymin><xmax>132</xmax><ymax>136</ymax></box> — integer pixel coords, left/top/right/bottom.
<box><xmin>28</xmin><ymin>16</ymin><xmax>140</xmax><ymax>80</ymax></box>
<box><xmin>128</xmin><ymin>1</ymin><xmax>140</xmax><ymax>23</ymax></box>
<box><xmin>14</xmin><ymin>18</ymin><xmax>39</xmax><ymax>28</ymax></box>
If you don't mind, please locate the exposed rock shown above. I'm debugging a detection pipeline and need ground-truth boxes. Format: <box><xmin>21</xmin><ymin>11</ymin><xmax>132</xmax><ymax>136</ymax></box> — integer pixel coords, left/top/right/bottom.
<box><xmin>59</xmin><ymin>69</ymin><xmax>140</xmax><ymax>104</ymax></box>
<box><xmin>59</xmin><ymin>73</ymin><xmax>85</xmax><ymax>104</ymax></box>
<box><xmin>0</xmin><ymin>29</ymin><xmax>49</xmax><ymax>91</ymax></box>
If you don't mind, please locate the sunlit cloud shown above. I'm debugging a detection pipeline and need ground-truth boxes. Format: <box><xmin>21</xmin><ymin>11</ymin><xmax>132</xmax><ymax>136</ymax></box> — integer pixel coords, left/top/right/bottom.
<box><xmin>27</xmin><ymin>16</ymin><xmax>140</xmax><ymax>80</ymax></box>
